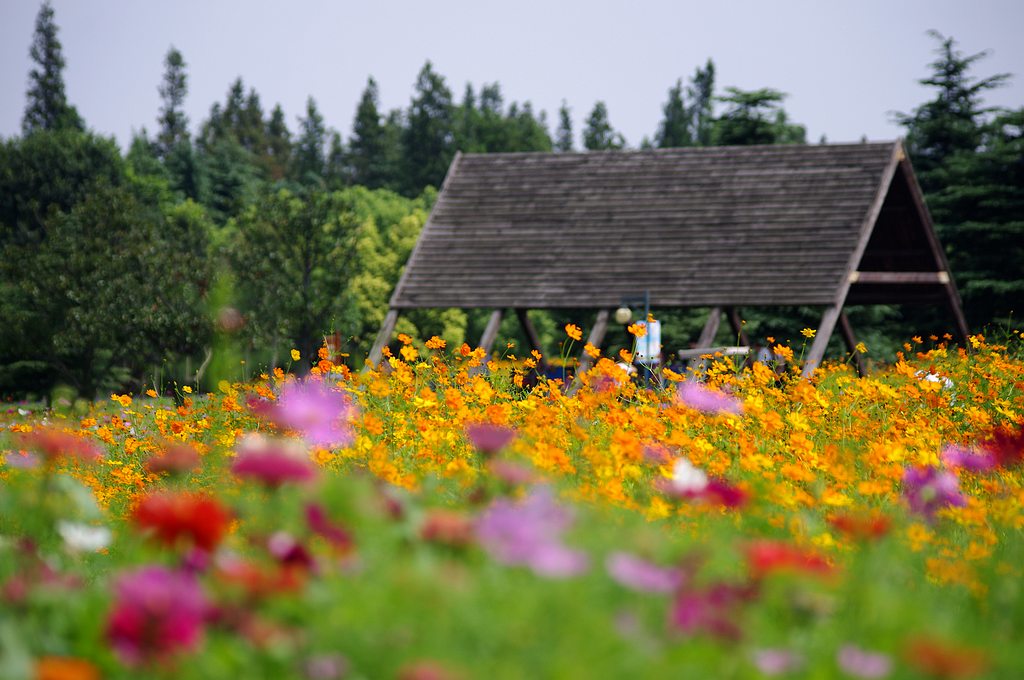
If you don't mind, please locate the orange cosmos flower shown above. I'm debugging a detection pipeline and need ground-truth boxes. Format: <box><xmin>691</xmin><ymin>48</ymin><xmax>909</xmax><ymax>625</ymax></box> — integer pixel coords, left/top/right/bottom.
<box><xmin>565</xmin><ymin>324</ymin><xmax>582</xmax><ymax>341</ymax></box>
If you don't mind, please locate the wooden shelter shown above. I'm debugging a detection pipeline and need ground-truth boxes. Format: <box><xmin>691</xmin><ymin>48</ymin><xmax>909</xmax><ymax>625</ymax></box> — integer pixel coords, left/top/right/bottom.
<box><xmin>369</xmin><ymin>141</ymin><xmax>968</xmax><ymax>377</ymax></box>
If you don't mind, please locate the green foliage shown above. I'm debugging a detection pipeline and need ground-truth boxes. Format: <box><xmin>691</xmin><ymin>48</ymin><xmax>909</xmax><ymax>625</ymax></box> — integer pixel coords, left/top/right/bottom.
<box><xmin>714</xmin><ymin>88</ymin><xmax>806</xmax><ymax>146</ymax></box>
<box><xmin>688</xmin><ymin>59</ymin><xmax>716</xmax><ymax>146</ymax></box>
<box><xmin>655</xmin><ymin>79</ymin><xmax>691</xmax><ymax>148</ymax></box>
<box><xmin>583</xmin><ymin>101</ymin><xmax>625</xmax><ymax>150</ymax></box>
<box><xmin>22</xmin><ymin>1</ymin><xmax>83</xmax><ymax>134</ymax></box>
<box><xmin>157</xmin><ymin>47</ymin><xmax>189</xmax><ymax>158</ymax></box>
<box><xmin>348</xmin><ymin>77</ymin><xmax>399</xmax><ymax>190</ymax></box>
<box><xmin>555</xmin><ymin>101</ymin><xmax>574</xmax><ymax>152</ymax></box>
<box><xmin>291</xmin><ymin>97</ymin><xmax>328</xmax><ymax>186</ymax></box>
<box><xmin>0</xmin><ymin>129</ymin><xmax>125</xmax><ymax>244</ymax></box>
<box><xmin>402</xmin><ymin>61</ymin><xmax>456</xmax><ymax>194</ymax></box>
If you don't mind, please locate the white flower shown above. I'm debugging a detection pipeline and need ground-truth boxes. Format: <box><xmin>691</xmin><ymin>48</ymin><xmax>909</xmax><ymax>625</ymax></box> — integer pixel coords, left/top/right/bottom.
<box><xmin>916</xmin><ymin>370</ymin><xmax>954</xmax><ymax>389</ymax></box>
<box><xmin>57</xmin><ymin>521</ymin><xmax>112</xmax><ymax>552</ymax></box>
<box><xmin>671</xmin><ymin>458</ymin><xmax>709</xmax><ymax>493</ymax></box>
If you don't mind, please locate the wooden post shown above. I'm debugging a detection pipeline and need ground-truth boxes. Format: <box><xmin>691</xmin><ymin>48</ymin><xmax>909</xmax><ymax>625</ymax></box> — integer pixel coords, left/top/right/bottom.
<box><xmin>478</xmin><ymin>309</ymin><xmax>504</xmax><ymax>355</ymax></box>
<box><xmin>365</xmin><ymin>309</ymin><xmax>399</xmax><ymax>371</ymax></box>
<box><xmin>573</xmin><ymin>310</ymin><xmax>610</xmax><ymax>383</ymax></box>
<box><xmin>515</xmin><ymin>309</ymin><xmax>547</xmax><ymax>369</ymax></box>
<box><xmin>688</xmin><ymin>307</ymin><xmax>723</xmax><ymax>372</ymax></box>
<box><xmin>838</xmin><ymin>310</ymin><xmax>866</xmax><ymax>377</ymax></box>
<box><xmin>802</xmin><ymin>305</ymin><xmax>842</xmax><ymax>378</ymax></box>
<box><xmin>726</xmin><ymin>307</ymin><xmax>750</xmax><ymax>346</ymax></box>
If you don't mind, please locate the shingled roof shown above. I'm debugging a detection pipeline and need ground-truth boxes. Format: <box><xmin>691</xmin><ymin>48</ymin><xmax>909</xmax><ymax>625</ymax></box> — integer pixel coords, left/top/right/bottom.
<box><xmin>371</xmin><ymin>141</ymin><xmax>968</xmax><ymax>376</ymax></box>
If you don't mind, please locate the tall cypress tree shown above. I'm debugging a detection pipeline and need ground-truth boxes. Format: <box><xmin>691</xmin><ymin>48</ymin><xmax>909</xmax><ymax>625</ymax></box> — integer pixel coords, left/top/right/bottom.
<box><xmin>555</xmin><ymin>101</ymin><xmax>573</xmax><ymax>152</ymax></box>
<box><xmin>156</xmin><ymin>47</ymin><xmax>189</xmax><ymax>157</ymax></box>
<box><xmin>401</xmin><ymin>61</ymin><xmax>455</xmax><ymax>194</ymax></box>
<box><xmin>292</xmin><ymin>97</ymin><xmax>327</xmax><ymax>185</ymax></box>
<box><xmin>349</xmin><ymin>77</ymin><xmax>388</xmax><ymax>188</ymax></box>
<box><xmin>656</xmin><ymin>79</ymin><xmax>691</xmax><ymax>148</ymax></box>
<box><xmin>583</xmin><ymin>101</ymin><xmax>624</xmax><ymax>150</ymax></box>
<box><xmin>688</xmin><ymin>59</ymin><xmax>716</xmax><ymax>146</ymax></box>
<box><xmin>23</xmin><ymin>1</ymin><xmax>83</xmax><ymax>133</ymax></box>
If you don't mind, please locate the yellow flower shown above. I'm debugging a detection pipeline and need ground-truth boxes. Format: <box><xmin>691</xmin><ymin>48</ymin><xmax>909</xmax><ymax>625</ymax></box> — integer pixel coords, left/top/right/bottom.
<box><xmin>110</xmin><ymin>393</ymin><xmax>132</xmax><ymax>408</ymax></box>
<box><xmin>564</xmin><ymin>324</ymin><xmax>582</xmax><ymax>341</ymax></box>
<box><xmin>400</xmin><ymin>345</ymin><xmax>419</xmax><ymax>362</ymax></box>
<box><xmin>290</xmin><ymin>349</ymin><xmax>301</xmax><ymax>361</ymax></box>
<box><xmin>182</xmin><ymin>385</ymin><xmax>193</xmax><ymax>394</ymax></box>
<box><xmin>855</xmin><ymin>342</ymin><xmax>868</xmax><ymax>354</ymax></box>
<box><xmin>584</xmin><ymin>343</ymin><xmax>601</xmax><ymax>359</ymax></box>
<box><xmin>800</xmin><ymin>328</ymin><xmax>816</xmax><ymax>339</ymax></box>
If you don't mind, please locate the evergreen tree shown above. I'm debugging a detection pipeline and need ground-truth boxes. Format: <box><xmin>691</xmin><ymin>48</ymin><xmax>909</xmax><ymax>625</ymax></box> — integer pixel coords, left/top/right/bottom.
<box><xmin>688</xmin><ymin>59</ymin><xmax>716</xmax><ymax>146</ymax></box>
<box><xmin>239</xmin><ymin>89</ymin><xmax>266</xmax><ymax>156</ymax></box>
<box><xmin>454</xmin><ymin>83</ymin><xmax>481</xmax><ymax>152</ymax></box>
<box><xmin>714</xmin><ymin>88</ymin><xmax>804</xmax><ymax>145</ymax></box>
<box><xmin>555</xmin><ymin>101</ymin><xmax>573</xmax><ymax>152</ymax></box>
<box><xmin>23</xmin><ymin>1</ymin><xmax>83</xmax><ymax>133</ymax></box>
<box><xmin>292</xmin><ymin>97</ymin><xmax>327</xmax><ymax>185</ymax></box>
<box><xmin>264</xmin><ymin>104</ymin><xmax>292</xmax><ymax>181</ymax></box>
<box><xmin>156</xmin><ymin>47</ymin><xmax>189</xmax><ymax>157</ymax></box>
<box><xmin>656</xmin><ymin>79</ymin><xmax>691</xmax><ymax>148</ymax></box>
<box><xmin>507</xmin><ymin>102</ymin><xmax>552</xmax><ymax>151</ymax></box>
<box><xmin>583</xmin><ymin>101</ymin><xmax>624</xmax><ymax>150</ymax></box>
<box><xmin>401</xmin><ymin>61</ymin><xmax>455</xmax><ymax>194</ymax></box>
<box><xmin>897</xmin><ymin>31</ymin><xmax>1009</xmax><ymax>188</ymax></box>
<box><xmin>349</xmin><ymin>77</ymin><xmax>389</xmax><ymax>188</ymax></box>
<box><xmin>325</xmin><ymin>130</ymin><xmax>348</xmax><ymax>189</ymax></box>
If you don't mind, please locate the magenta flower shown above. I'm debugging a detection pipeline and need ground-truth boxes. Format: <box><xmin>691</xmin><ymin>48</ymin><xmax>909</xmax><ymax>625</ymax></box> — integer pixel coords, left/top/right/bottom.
<box><xmin>465</xmin><ymin>422</ymin><xmax>516</xmax><ymax>456</ymax></box>
<box><xmin>306</xmin><ymin>503</ymin><xmax>353</xmax><ymax>551</ymax></box>
<box><xmin>837</xmin><ymin>645</ymin><xmax>892</xmax><ymax>679</ymax></box>
<box><xmin>232</xmin><ymin>434</ymin><xmax>317</xmax><ymax>487</ymax></box>
<box><xmin>677</xmin><ymin>381</ymin><xmax>743</xmax><ymax>415</ymax></box>
<box><xmin>606</xmin><ymin>552</ymin><xmax>685</xmax><ymax>593</ymax></box>
<box><xmin>271</xmin><ymin>379</ymin><xmax>356</xmax><ymax>448</ymax></box>
<box><xmin>940</xmin><ymin>444</ymin><xmax>995</xmax><ymax>473</ymax></box>
<box><xmin>902</xmin><ymin>466</ymin><xmax>967</xmax><ymax>520</ymax></box>
<box><xmin>669</xmin><ymin>582</ymin><xmax>754</xmax><ymax>641</ymax></box>
<box><xmin>475</xmin><ymin>487</ymin><xmax>588</xmax><ymax>578</ymax></box>
<box><xmin>106</xmin><ymin>565</ymin><xmax>207</xmax><ymax>666</ymax></box>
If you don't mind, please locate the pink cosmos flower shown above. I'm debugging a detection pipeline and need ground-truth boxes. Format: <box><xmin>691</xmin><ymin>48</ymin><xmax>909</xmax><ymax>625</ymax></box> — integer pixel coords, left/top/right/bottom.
<box><xmin>902</xmin><ymin>466</ymin><xmax>966</xmax><ymax>520</ymax></box>
<box><xmin>677</xmin><ymin>381</ymin><xmax>743</xmax><ymax>415</ymax></box>
<box><xmin>270</xmin><ymin>379</ymin><xmax>356</xmax><ymax>448</ymax></box>
<box><xmin>837</xmin><ymin>645</ymin><xmax>892</xmax><ymax>679</ymax></box>
<box><xmin>606</xmin><ymin>552</ymin><xmax>685</xmax><ymax>593</ymax></box>
<box><xmin>753</xmin><ymin>648</ymin><xmax>804</xmax><ymax>676</ymax></box>
<box><xmin>475</xmin><ymin>488</ymin><xmax>588</xmax><ymax>578</ymax></box>
<box><xmin>106</xmin><ymin>565</ymin><xmax>207</xmax><ymax>666</ymax></box>
<box><xmin>232</xmin><ymin>434</ymin><xmax>317</xmax><ymax>487</ymax></box>
<box><xmin>940</xmin><ymin>444</ymin><xmax>995</xmax><ymax>473</ymax></box>
<box><xmin>305</xmin><ymin>503</ymin><xmax>353</xmax><ymax>552</ymax></box>
<box><xmin>669</xmin><ymin>582</ymin><xmax>754</xmax><ymax>641</ymax></box>
<box><xmin>465</xmin><ymin>423</ymin><xmax>516</xmax><ymax>456</ymax></box>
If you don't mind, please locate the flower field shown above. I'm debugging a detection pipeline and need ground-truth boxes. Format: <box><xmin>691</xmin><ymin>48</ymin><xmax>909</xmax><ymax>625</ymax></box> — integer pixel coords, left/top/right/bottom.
<box><xmin>2</xmin><ymin>332</ymin><xmax>1023</xmax><ymax>679</ymax></box>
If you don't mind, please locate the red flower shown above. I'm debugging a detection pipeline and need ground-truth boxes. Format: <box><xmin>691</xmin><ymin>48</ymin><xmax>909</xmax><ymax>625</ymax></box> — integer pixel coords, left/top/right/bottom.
<box><xmin>745</xmin><ymin>540</ymin><xmax>832</xmax><ymax>578</ymax></box>
<box><xmin>905</xmin><ymin>637</ymin><xmax>988</xmax><ymax>679</ymax></box>
<box><xmin>980</xmin><ymin>424</ymin><xmax>1024</xmax><ymax>469</ymax></box>
<box><xmin>16</xmin><ymin>429</ymin><xmax>102</xmax><ymax>464</ymax></box>
<box><xmin>827</xmin><ymin>512</ymin><xmax>891</xmax><ymax>541</ymax></box>
<box><xmin>132</xmin><ymin>492</ymin><xmax>230</xmax><ymax>552</ymax></box>
<box><xmin>231</xmin><ymin>434</ymin><xmax>317</xmax><ymax>487</ymax></box>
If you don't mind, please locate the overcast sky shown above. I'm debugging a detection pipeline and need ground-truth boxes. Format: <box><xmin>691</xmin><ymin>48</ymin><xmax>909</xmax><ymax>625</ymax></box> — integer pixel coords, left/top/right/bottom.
<box><xmin>1</xmin><ymin>0</ymin><xmax>1022</xmax><ymax>149</ymax></box>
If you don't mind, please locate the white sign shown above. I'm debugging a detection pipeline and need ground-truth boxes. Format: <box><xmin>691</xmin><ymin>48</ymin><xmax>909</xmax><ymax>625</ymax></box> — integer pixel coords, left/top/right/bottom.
<box><xmin>635</xmin><ymin>320</ymin><xmax>661</xmax><ymax>364</ymax></box>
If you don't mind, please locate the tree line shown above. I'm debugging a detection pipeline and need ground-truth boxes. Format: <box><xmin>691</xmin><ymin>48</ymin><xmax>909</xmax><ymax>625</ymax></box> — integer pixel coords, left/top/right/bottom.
<box><xmin>1</xmin><ymin>3</ymin><xmax>1020</xmax><ymax>399</ymax></box>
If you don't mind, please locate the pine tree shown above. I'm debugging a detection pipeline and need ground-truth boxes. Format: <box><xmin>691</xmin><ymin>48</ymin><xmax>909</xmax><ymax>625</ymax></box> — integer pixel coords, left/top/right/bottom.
<box><xmin>349</xmin><ymin>77</ymin><xmax>388</xmax><ymax>188</ymax></box>
<box><xmin>454</xmin><ymin>83</ymin><xmax>481</xmax><ymax>152</ymax></box>
<box><xmin>687</xmin><ymin>59</ymin><xmax>715</xmax><ymax>146</ymax></box>
<box><xmin>292</xmin><ymin>97</ymin><xmax>327</xmax><ymax>185</ymax></box>
<box><xmin>583</xmin><ymin>101</ymin><xmax>624</xmax><ymax>150</ymax></box>
<box><xmin>325</xmin><ymin>131</ymin><xmax>348</xmax><ymax>189</ymax></box>
<box><xmin>401</xmin><ymin>61</ymin><xmax>455</xmax><ymax>194</ymax></box>
<box><xmin>555</xmin><ymin>101</ymin><xmax>573</xmax><ymax>152</ymax></box>
<box><xmin>23</xmin><ymin>1</ymin><xmax>83</xmax><ymax>134</ymax></box>
<box><xmin>656</xmin><ymin>79</ymin><xmax>691</xmax><ymax>148</ymax></box>
<box><xmin>264</xmin><ymin>104</ymin><xmax>291</xmax><ymax>181</ymax></box>
<box><xmin>156</xmin><ymin>47</ymin><xmax>189</xmax><ymax>157</ymax></box>
<box><xmin>897</xmin><ymin>31</ymin><xmax>1009</xmax><ymax>189</ymax></box>
<box><xmin>714</xmin><ymin>88</ymin><xmax>803</xmax><ymax>145</ymax></box>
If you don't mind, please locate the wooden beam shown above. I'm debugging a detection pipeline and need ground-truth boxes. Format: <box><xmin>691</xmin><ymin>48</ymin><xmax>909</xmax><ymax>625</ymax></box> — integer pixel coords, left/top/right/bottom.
<box><xmin>726</xmin><ymin>307</ymin><xmax>750</xmax><ymax>346</ymax></box>
<box><xmin>688</xmin><ymin>307</ymin><xmax>723</xmax><ymax>373</ymax></box>
<box><xmin>365</xmin><ymin>309</ymin><xmax>399</xmax><ymax>371</ymax></box>
<box><xmin>849</xmin><ymin>271</ymin><xmax>950</xmax><ymax>284</ymax></box>
<box><xmin>838</xmin><ymin>311</ymin><xmax>866</xmax><ymax>377</ymax></box>
<box><xmin>576</xmin><ymin>309</ymin><xmax>610</xmax><ymax>376</ymax></box>
<box><xmin>515</xmin><ymin>309</ymin><xmax>547</xmax><ymax>369</ymax></box>
<box><xmin>478</xmin><ymin>309</ymin><xmax>504</xmax><ymax>355</ymax></box>
<box><xmin>802</xmin><ymin>305</ymin><xmax>842</xmax><ymax>378</ymax></box>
